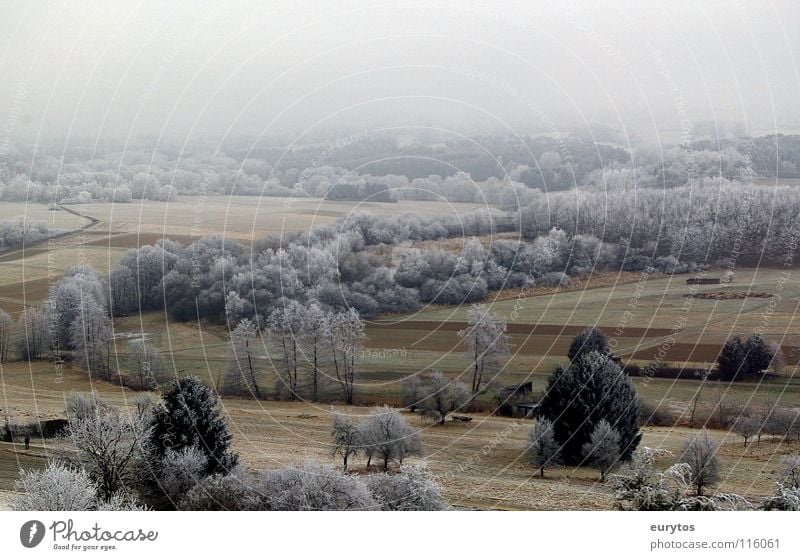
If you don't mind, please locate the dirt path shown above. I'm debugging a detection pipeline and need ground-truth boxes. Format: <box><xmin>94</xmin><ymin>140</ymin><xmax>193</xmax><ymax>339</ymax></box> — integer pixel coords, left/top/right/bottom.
<box><xmin>0</xmin><ymin>204</ymin><xmax>102</xmax><ymax>263</ymax></box>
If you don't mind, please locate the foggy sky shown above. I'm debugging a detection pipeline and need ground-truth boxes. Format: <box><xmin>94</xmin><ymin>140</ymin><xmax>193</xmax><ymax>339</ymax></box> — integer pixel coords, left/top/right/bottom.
<box><xmin>1</xmin><ymin>0</ymin><xmax>798</xmax><ymax>146</ymax></box>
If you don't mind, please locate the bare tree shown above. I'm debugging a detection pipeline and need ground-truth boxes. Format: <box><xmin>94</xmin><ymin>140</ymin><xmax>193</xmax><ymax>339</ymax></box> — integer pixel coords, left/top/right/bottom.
<box><xmin>327</xmin><ymin>308</ymin><xmax>365</xmax><ymax>405</ymax></box>
<box><xmin>15</xmin><ymin>306</ymin><xmax>49</xmax><ymax>361</ymax></box>
<box><xmin>419</xmin><ymin>371</ymin><xmax>471</xmax><ymax>425</ymax></box>
<box><xmin>331</xmin><ymin>412</ymin><xmax>360</xmax><ymax>472</ymax></box>
<box><xmin>458</xmin><ymin>304</ymin><xmax>510</xmax><ymax>395</ymax></box>
<box><xmin>733</xmin><ymin>416</ymin><xmax>759</xmax><ymax>447</ymax></box>
<box><xmin>224</xmin><ymin>318</ymin><xmax>263</xmax><ymax>398</ymax></box>
<box><xmin>65</xmin><ymin>406</ymin><xmax>150</xmax><ymax>500</ymax></box>
<box><xmin>680</xmin><ymin>431</ymin><xmax>721</xmax><ymax>496</ymax></box>
<box><xmin>65</xmin><ymin>391</ymin><xmax>109</xmax><ymax>421</ymax></box>
<box><xmin>268</xmin><ymin>301</ymin><xmax>304</xmax><ymax>399</ymax></box>
<box><xmin>401</xmin><ymin>374</ymin><xmax>423</xmax><ymax>412</ymax></box>
<box><xmin>126</xmin><ymin>339</ymin><xmax>165</xmax><ymax>391</ymax></box>
<box><xmin>527</xmin><ymin>418</ymin><xmax>561</xmax><ymax>477</ymax></box>
<box><xmin>582</xmin><ymin>419</ymin><xmax>622</xmax><ymax>481</ymax></box>
<box><xmin>688</xmin><ymin>367</ymin><xmax>710</xmax><ymax>427</ymax></box>
<box><xmin>301</xmin><ymin>300</ymin><xmax>327</xmax><ymax>401</ymax></box>
<box><xmin>70</xmin><ymin>298</ymin><xmax>114</xmax><ymax>380</ymax></box>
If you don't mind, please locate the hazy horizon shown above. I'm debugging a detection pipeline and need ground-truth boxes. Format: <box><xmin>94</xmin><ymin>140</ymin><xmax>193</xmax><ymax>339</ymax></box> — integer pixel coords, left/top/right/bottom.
<box><xmin>1</xmin><ymin>0</ymin><xmax>799</xmax><ymax>147</ymax></box>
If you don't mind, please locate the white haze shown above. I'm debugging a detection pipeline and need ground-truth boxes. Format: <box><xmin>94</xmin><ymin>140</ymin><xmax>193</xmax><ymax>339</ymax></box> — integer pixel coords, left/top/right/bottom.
<box><xmin>1</xmin><ymin>0</ymin><xmax>798</xmax><ymax>144</ymax></box>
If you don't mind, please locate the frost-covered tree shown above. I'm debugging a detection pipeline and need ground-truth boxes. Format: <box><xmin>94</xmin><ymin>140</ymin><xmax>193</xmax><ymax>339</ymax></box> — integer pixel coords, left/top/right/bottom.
<box><xmin>419</xmin><ymin>371</ymin><xmax>471</xmax><ymax>425</ymax></box>
<box><xmin>70</xmin><ymin>298</ymin><xmax>114</xmax><ymax>380</ymax></box>
<box><xmin>256</xmin><ymin>463</ymin><xmax>376</xmax><ymax>511</ymax></box>
<box><xmin>179</xmin><ymin>465</ymin><xmax>256</xmax><ymax>511</ymax></box>
<box><xmin>224</xmin><ymin>318</ymin><xmax>263</xmax><ymax>398</ymax></box>
<box><xmin>154</xmin><ymin>446</ymin><xmax>208</xmax><ymax>508</ymax></box>
<box><xmin>65</xmin><ymin>406</ymin><xmax>150</xmax><ymax>500</ymax></box>
<box><xmin>458</xmin><ymin>304</ymin><xmax>510</xmax><ymax>394</ymax></box>
<box><xmin>760</xmin><ymin>455</ymin><xmax>800</xmax><ymax>510</ymax></box>
<box><xmin>12</xmin><ymin>461</ymin><xmax>97</xmax><ymax>510</ymax></box>
<box><xmin>331</xmin><ymin>412</ymin><xmax>361</xmax><ymax>472</ymax></box>
<box><xmin>526</xmin><ymin>418</ymin><xmax>561</xmax><ymax>477</ymax></box>
<box><xmin>582</xmin><ymin>420</ymin><xmax>622</xmax><ymax>481</ymax></box>
<box><xmin>611</xmin><ymin>448</ymin><xmax>692</xmax><ymax>511</ymax></box>
<box><xmin>359</xmin><ymin>406</ymin><xmax>423</xmax><ymax>470</ymax></box>
<box><xmin>107</xmin><ymin>265</ymin><xmax>138</xmax><ymax>316</ymax></box>
<box><xmin>301</xmin><ymin>300</ymin><xmax>328</xmax><ymax>401</ymax></box>
<box><xmin>268</xmin><ymin>301</ymin><xmax>304</xmax><ymax>400</ymax></box>
<box><xmin>327</xmin><ymin>308</ymin><xmax>365</xmax><ymax>405</ymax></box>
<box><xmin>47</xmin><ymin>269</ymin><xmax>106</xmax><ymax>351</ymax></box>
<box><xmin>15</xmin><ymin>306</ymin><xmax>49</xmax><ymax>361</ymax></box>
<box><xmin>366</xmin><ymin>465</ymin><xmax>448</xmax><ymax>510</ymax></box>
<box><xmin>680</xmin><ymin>431</ymin><xmax>721</xmax><ymax>497</ymax></box>
<box><xmin>65</xmin><ymin>391</ymin><xmax>109</xmax><ymax>421</ymax></box>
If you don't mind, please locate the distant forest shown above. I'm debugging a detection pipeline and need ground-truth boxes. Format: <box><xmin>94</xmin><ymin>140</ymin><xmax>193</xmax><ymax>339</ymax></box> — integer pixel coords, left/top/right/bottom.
<box><xmin>2</xmin><ymin>133</ymin><xmax>800</xmax><ymax>205</ymax></box>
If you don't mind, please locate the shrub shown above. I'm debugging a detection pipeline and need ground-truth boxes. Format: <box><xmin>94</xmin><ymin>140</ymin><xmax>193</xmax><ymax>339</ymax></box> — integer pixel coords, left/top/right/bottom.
<box><xmin>12</xmin><ymin>462</ymin><xmax>97</xmax><ymax>511</ymax></box>
<box><xmin>180</xmin><ymin>466</ymin><xmax>258</xmax><ymax>511</ymax></box>
<box><xmin>366</xmin><ymin>465</ymin><xmax>448</xmax><ymax>510</ymax></box>
<box><xmin>638</xmin><ymin>399</ymin><xmax>676</xmax><ymax>427</ymax></box>
<box><xmin>255</xmin><ymin>463</ymin><xmax>377</xmax><ymax>511</ymax></box>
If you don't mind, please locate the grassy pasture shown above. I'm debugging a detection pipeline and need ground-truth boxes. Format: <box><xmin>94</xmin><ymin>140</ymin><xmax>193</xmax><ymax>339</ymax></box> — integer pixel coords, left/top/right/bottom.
<box><xmin>0</xmin><ymin>202</ymin><xmax>90</xmax><ymax>231</ymax></box>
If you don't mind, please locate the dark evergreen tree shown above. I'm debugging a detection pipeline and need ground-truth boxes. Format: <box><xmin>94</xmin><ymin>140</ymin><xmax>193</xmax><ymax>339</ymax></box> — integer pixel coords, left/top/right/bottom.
<box><xmin>717</xmin><ymin>334</ymin><xmax>773</xmax><ymax>381</ymax></box>
<box><xmin>717</xmin><ymin>336</ymin><xmax>746</xmax><ymax>381</ymax></box>
<box><xmin>149</xmin><ymin>377</ymin><xmax>237</xmax><ymax>475</ymax></box>
<box><xmin>538</xmin><ymin>352</ymin><xmax>641</xmax><ymax>464</ymax></box>
<box><xmin>567</xmin><ymin>328</ymin><xmax>611</xmax><ymax>361</ymax></box>
<box><xmin>743</xmin><ymin>334</ymin><xmax>773</xmax><ymax>379</ymax></box>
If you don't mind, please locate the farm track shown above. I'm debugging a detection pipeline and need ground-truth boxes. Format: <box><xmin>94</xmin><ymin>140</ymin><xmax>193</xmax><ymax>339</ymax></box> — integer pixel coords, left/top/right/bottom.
<box><xmin>0</xmin><ymin>204</ymin><xmax>102</xmax><ymax>264</ymax></box>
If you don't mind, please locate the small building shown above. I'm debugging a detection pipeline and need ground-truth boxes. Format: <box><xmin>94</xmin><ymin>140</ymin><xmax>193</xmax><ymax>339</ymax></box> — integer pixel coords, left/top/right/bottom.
<box><xmin>496</xmin><ymin>382</ymin><xmax>535</xmax><ymax>418</ymax></box>
<box><xmin>515</xmin><ymin>402</ymin><xmax>540</xmax><ymax>419</ymax></box>
<box><xmin>502</xmin><ymin>382</ymin><xmax>533</xmax><ymax>398</ymax></box>
<box><xmin>686</xmin><ymin>277</ymin><xmax>720</xmax><ymax>285</ymax></box>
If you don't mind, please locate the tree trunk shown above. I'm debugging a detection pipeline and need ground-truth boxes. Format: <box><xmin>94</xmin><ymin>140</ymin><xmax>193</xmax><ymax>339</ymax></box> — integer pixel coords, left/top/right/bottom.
<box><xmin>312</xmin><ymin>342</ymin><xmax>318</xmax><ymax>402</ymax></box>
